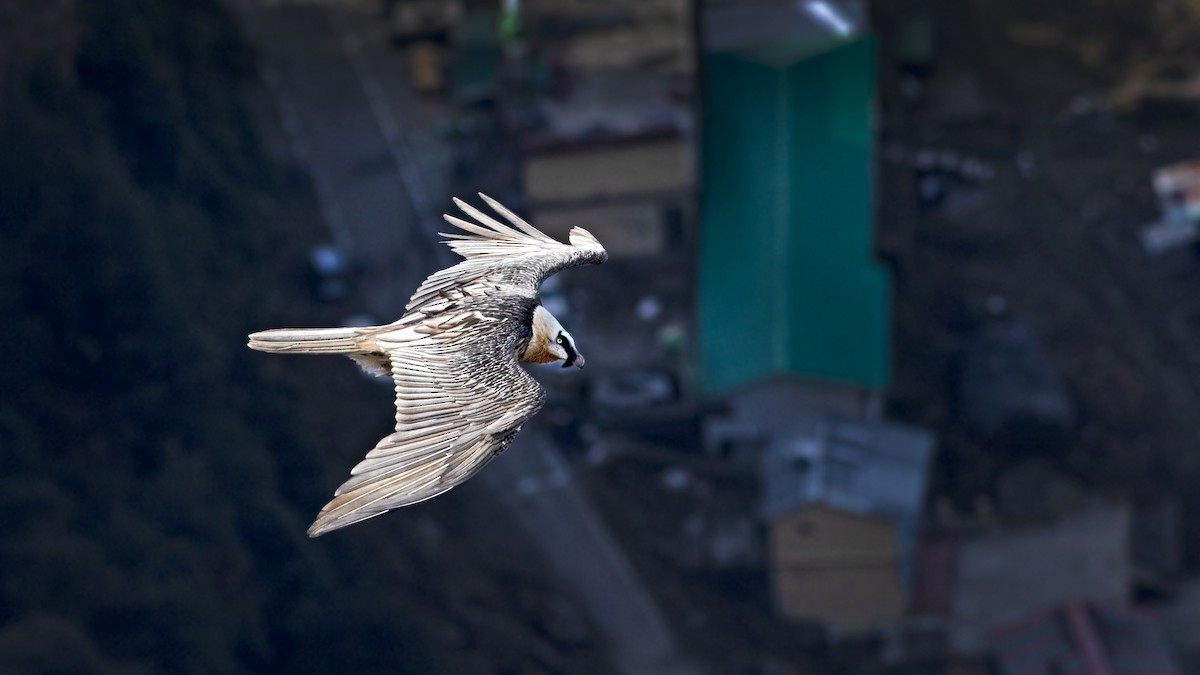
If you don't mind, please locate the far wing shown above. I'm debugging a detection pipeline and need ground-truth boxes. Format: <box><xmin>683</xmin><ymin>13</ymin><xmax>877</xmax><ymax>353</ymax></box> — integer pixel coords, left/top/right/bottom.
<box><xmin>401</xmin><ymin>193</ymin><xmax>608</xmax><ymax>320</ymax></box>
<box><xmin>305</xmin><ymin>312</ymin><xmax>545</xmax><ymax>537</ymax></box>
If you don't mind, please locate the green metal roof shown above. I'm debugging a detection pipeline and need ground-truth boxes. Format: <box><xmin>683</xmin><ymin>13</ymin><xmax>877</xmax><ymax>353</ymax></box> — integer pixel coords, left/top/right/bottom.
<box><xmin>698</xmin><ymin>36</ymin><xmax>889</xmax><ymax>393</ymax></box>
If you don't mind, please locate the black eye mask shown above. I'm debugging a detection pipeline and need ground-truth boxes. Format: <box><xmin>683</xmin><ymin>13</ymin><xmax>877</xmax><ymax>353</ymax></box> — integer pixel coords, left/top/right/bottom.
<box><xmin>559</xmin><ymin>334</ymin><xmax>578</xmax><ymax>368</ymax></box>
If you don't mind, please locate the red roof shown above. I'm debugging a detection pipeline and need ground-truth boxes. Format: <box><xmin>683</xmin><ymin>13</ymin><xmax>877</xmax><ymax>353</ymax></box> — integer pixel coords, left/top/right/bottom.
<box><xmin>992</xmin><ymin>600</ymin><xmax>1181</xmax><ymax>675</ymax></box>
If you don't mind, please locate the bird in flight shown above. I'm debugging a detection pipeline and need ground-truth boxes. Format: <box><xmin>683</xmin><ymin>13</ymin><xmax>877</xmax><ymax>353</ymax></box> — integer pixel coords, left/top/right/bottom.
<box><xmin>249</xmin><ymin>194</ymin><xmax>607</xmax><ymax>536</ymax></box>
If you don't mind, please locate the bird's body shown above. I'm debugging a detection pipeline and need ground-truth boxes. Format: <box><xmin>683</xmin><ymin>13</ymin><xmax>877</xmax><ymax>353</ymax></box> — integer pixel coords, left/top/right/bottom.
<box><xmin>249</xmin><ymin>195</ymin><xmax>607</xmax><ymax>536</ymax></box>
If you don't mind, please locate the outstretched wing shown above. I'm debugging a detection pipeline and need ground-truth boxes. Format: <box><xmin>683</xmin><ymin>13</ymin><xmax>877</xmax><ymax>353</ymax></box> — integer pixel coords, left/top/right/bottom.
<box><xmin>307</xmin><ymin>305</ymin><xmax>545</xmax><ymax>537</ymax></box>
<box><xmin>401</xmin><ymin>193</ymin><xmax>608</xmax><ymax>320</ymax></box>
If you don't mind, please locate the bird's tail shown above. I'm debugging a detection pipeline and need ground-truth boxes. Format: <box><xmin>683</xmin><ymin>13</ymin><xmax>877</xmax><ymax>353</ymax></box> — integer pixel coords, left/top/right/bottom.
<box><xmin>247</xmin><ymin>327</ymin><xmax>362</xmax><ymax>354</ymax></box>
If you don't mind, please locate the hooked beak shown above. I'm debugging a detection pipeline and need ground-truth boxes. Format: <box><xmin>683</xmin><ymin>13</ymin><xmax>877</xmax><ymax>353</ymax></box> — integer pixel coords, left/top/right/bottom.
<box><xmin>562</xmin><ymin>352</ymin><xmax>585</xmax><ymax>369</ymax></box>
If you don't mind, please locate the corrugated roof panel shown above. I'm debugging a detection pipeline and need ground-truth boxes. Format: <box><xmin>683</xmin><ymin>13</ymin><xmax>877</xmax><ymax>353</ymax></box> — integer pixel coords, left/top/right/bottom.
<box><xmin>760</xmin><ymin>418</ymin><xmax>934</xmax><ymax>522</ymax></box>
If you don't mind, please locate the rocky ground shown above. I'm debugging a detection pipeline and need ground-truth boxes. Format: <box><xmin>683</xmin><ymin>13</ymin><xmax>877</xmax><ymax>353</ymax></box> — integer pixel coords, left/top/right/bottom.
<box><xmin>874</xmin><ymin>0</ymin><xmax>1200</xmax><ymax>558</ymax></box>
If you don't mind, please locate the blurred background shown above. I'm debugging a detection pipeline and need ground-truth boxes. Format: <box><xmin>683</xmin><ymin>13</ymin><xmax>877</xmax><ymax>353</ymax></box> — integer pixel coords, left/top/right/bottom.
<box><xmin>3</xmin><ymin>0</ymin><xmax>1200</xmax><ymax>673</ymax></box>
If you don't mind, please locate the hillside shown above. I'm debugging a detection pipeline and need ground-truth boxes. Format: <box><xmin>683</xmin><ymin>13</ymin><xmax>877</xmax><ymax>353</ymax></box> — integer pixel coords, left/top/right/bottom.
<box><xmin>0</xmin><ymin>1</ymin><xmax>609</xmax><ymax>673</ymax></box>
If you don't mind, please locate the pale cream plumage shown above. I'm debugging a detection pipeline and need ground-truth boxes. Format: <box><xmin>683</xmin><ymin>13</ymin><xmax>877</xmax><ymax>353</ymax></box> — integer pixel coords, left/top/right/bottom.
<box><xmin>247</xmin><ymin>194</ymin><xmax>607</xmax><ymax>536</ymax></box>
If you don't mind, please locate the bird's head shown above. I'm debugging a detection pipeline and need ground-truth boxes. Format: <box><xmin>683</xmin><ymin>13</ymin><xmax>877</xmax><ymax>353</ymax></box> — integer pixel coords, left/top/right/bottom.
<box><xmin>530</xmin><ymin>305</ymin><xmax>585</xmax><ymax>369</ymax></box>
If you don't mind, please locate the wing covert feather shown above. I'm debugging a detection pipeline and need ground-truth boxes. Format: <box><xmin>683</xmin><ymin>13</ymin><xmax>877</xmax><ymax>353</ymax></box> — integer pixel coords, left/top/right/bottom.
<box><xmin>306</xmin><ymin>315</ymin><xmax>546</xmax><ymax>537</ymax></box>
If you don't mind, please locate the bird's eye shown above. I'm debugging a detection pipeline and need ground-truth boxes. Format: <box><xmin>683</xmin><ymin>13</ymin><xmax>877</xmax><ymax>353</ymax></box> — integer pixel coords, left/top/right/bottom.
<box><xmin>556</xmin><ymin>337</ymin><xmax>565</xmax><ymax>345</ymax></box>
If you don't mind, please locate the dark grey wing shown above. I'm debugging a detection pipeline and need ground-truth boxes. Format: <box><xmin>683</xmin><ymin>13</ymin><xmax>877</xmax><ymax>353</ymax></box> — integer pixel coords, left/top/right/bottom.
<box><xmin>306</xmin><ymin>307</ymin><xmax>545</xmax><ymax>537</ymax></box>
<box><xmin>401</xmin><ymin>193</ymin><xmax>608</xmax><ymax>320</ymax></box>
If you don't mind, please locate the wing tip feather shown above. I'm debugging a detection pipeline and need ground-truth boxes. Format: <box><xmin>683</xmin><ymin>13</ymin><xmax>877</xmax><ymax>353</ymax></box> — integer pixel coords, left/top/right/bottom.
<box><xmin>441</xmin><ymin>196</ymin><xmax>608</xmax><ymax>264</ymax></box>
<box><xmin>443</xmin><ymin>194</ymin><xmax>565</xmax><ymax>249</ymax></box>
<box><xmin>568</xmin><ymin>226</ymin><xmax>608</xmax><ymax>260</ymax></box>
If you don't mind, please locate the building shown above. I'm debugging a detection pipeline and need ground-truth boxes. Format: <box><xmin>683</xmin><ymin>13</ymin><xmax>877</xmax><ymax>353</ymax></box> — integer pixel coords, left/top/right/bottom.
<box><xmin>522</xmin><ymin>131</ymin><xmax>693</xmax><ymax>258</ymax></box>
<box><xmin>911</xmin><ymin>502</ymin><xmax>1133</xmax><ymax>656</ymax></box>
<box><xmin>761</xmin><ymin>416</ymin><xmax>935</xmax><ymax>630</ymax></box>
<box><xmin>1141</xmin><ymin>159</ymin><xmax>1200</xmax><ymax>253</ymax></box>
<box><xmin>516</xmin><ymin>0</ymin><xmax>696</xmax><ymax>261</ymax></box>
<box><xmin>698</xmin><ymin>0</ymin><xmax>889</xmax><ymax>394</ymax></box>
<box><xmin>490</xmin><ymin>0</ymin><xmax>698</xmax><ymax>376</ymax></box>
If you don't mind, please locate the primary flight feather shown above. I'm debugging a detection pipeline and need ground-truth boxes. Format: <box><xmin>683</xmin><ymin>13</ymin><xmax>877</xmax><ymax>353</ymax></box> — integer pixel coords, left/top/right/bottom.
<box><xmin>248</xmin><ymin>194</ymin><xmax>607</xmax><ymax>536</ymax></box>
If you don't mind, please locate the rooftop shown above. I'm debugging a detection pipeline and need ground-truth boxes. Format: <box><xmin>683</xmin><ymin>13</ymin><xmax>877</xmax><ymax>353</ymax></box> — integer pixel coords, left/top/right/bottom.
<box><xmin>993</xmin><ymin>600</ymin><xmax>1182</xmax><ymax>675</ymax></box>
<box><xmin>761</xmin><ymin>416</ymin><xmax>936</xmax><ymax>581</ymax></box>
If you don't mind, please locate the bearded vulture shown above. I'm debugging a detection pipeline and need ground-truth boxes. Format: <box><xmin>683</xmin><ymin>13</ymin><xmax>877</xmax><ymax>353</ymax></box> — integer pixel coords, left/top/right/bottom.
<box><xmin>248</xmin><ymin>194</ymin><xmax>607</xmax><ymax>536</ymax></box>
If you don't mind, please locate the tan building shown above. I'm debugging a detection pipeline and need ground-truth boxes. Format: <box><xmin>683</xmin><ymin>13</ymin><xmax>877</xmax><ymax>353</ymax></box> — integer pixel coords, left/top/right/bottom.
<box><xmin>760</xmin><ymin>416</ymin><xmax>936</xmax><ymax>632</ymax></box>
<box><xmin>515</xmin><ymin>0</ymin><xmax>696</xmax><ymax>260</ymax></box>
<box><xmin>523</xmin><ymin>136</ymin><xmax>692</xmax><ymax>205</ymax></box>
<box><xmin>770</xmin><ymin>505</ymin><xmax>904</xmax><ymax>630</ymax></box>
<box><xmin>522</xmin><ymin>133</ymin><xmax>693</xmax><ymax>258</ymax></box>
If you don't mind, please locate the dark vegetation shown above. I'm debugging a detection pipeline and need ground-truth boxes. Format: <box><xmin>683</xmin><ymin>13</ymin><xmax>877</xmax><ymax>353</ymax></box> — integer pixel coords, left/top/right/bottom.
<box><xmin>0</xmin><ymin>2</ymin><xmax>609</xmax><ymax>673</ymax></box>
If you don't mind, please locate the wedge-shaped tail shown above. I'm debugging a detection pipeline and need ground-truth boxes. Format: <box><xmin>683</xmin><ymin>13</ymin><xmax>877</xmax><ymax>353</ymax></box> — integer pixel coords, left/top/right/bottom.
<box><xmin>247</xmin><ymin>327</ymin><xmax>362</xmax><ymax>354</ymax></box>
